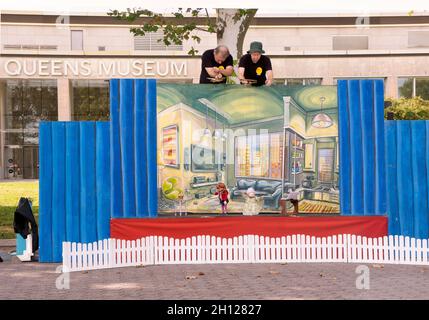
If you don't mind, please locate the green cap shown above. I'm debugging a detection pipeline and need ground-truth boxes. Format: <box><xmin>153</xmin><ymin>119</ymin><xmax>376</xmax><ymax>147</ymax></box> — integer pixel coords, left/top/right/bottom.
<box><xmin>247</xmin><ymin>41</ymin><xmax>265</xmax><ymax>54</ymax></box>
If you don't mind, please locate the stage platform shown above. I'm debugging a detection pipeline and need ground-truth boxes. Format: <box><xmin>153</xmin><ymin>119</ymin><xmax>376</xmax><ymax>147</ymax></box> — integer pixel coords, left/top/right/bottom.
<box><xmin>110</xmin><ymin>215</ymin><xmax>388</xmax><ymax>240</ymax></box>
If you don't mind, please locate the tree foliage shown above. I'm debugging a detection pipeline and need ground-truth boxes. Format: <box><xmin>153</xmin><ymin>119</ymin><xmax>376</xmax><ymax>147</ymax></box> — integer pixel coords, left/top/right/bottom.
<box><xmin>108</xmin><ymin>8</ymin><xmax>257</xmax><ymax>56</ymax></box>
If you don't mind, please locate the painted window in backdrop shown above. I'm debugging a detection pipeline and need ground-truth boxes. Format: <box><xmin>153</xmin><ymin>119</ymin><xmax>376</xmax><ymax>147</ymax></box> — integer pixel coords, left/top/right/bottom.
<box><xmin>162</xmin><ymin>125</ymin><xmax>179</xmax><ymax>167</ymax></box>
<box><xmin>235</xmin><ymin>133</ymin><xmax>283</xmax><ymax>179</ymax></box>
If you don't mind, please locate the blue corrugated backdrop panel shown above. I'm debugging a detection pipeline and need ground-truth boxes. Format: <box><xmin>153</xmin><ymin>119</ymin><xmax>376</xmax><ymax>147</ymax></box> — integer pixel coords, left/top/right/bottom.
<box><xmin>39</xmin><ymin>122</ymin><xmax>53</xmax><ymax>262</ymax></box>
<box><xmin>39</xmin><ymin>78</ymin><xmax>158</xmax><ymax>262</ymax></box>
<box><xmin>384</xmin><ymin>120</ymin><xmax>429</xmax><ymax>238</ymax></box>
<box><xmin>373</xmin><ymin>81</ymin><xmax>387</xmax><ymax>214</ymax></box>
<box><xmin>385</xmin><ymin>121</ymin><xmax>400</xmax><ymax>235</ymax></box>
<box><xmin>134</xmin><ymin>80</ymin><xmax>148</xmax><ymax>217</ymax></box>
<box><xmin>51</xmin><ymin>122</ymin><xmax>66</xmax><ymax>262</ymax></box>
<box><xmin>119</xmin><ymin>79</ymin><xmax>137</xmax><ymax>217</ymax></box>
<box><xmin>96</xmin><ymin>122</ymin><xmax>111</xmax><ymax>240</ymax></box>
<box><xmin>110</xmin><ymin>79</ymin><xmax>123</xmax><ymax>218</ymax></box>
<box><xmin>80</xmin><ymin>122</ymin><xmax>97</xmax><ymax>244</ymax></box>
<box><xmin>338</xmin><ymin>79</ymin><xmax>429</xmax><ymax>238</ymax></box>
<box><xmin>146</xmin><ymin>79</ymin><xmax>158</xmax><ymax>217</ymax></box>
<box><xmin>338</xmin><ymin>79</ymin><xmax>386</xmax><ymax>217</ymax></box>
<box><xmin>65</xmin><ymin>122</ymin><xmax>80</xmax><ymax>243</ymax></box>
<box><xmin>38</xmin><ymin>121</ymin><xmax>111</xmax><ymax>262</ymax></box>
<box><xmin>337</xmin><ymin>80</ymin><xmax>351</xmax><ymax>215</ymax></box>
<box><xmin>109</xmin><ymin>79</ymin><xmax>158</xmax><ymax>218</ymax></box>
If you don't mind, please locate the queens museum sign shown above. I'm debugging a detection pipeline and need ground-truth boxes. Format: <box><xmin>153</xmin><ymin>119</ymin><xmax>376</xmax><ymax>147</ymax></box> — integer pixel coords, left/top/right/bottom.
<box><xmin>0</xmin><ymin>58</ymin><xmax>189</xmax><ymax>78</ymax></box>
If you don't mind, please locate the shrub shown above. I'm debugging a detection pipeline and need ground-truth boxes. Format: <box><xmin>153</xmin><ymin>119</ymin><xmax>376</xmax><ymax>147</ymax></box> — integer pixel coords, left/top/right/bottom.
<box><xmin>385</xmin><ymin>97</ymin><xmax>429</xmax><ymax>120</ymax></box>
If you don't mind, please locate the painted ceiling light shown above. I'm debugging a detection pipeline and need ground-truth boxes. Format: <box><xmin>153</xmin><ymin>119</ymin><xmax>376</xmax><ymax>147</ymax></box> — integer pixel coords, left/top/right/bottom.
<box><xmin>203</xmin><ymin>105</ymin><xmax>211</xmax><ymax>136</ymax></box>
<box><xmin>213</xmin><ymin>111</ymin><xmax>222</xmax><ymax>139</ymax></box>
<box><xmin>221</xmin><ymin>122</ymin><xmax>227</xmax><ymax>141</ymax></box>
<box><xmin>312</xmin><ymin>96</ymin><xmax>333</xmax><ymax>128</ymax></box>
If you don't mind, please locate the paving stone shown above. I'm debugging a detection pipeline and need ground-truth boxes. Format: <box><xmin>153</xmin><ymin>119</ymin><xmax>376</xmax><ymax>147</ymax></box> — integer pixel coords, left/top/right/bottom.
<box><xmin>1</xmin><ymin>262</ymin><xmax>429</xmax><ymax>299</ymax></box>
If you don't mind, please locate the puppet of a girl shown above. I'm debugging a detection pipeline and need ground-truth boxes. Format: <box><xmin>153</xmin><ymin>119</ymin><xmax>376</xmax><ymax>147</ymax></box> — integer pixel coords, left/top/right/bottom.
<box><xmin>214</xmin><ymin>182</ymin><xmax>229</xmax><ymax>214</ymax></box>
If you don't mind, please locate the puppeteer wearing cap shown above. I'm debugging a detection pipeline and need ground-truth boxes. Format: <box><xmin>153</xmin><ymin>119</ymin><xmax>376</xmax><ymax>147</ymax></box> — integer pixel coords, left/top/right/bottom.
<box><xmin>238</xmin><ymin>41</ymin><xmax>273</xmax><ymax>87</ymax></box>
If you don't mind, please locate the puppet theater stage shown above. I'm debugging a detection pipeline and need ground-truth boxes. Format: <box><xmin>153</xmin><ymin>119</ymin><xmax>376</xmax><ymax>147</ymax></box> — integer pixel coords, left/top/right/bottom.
<box><xmin>38</xmin><ymin>79</ymin><xmax>429</xmax><ymax>265</ymax></box>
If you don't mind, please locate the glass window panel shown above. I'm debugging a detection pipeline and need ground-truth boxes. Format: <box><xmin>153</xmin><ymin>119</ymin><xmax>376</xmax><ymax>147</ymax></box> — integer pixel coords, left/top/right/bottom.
<box><xmin>23</xmin><ymin>147</ymin><xmax>39</xmax><ymax>179</ymax></box>
<box><xmin>273</xmin><ymin>79</ymin><xmax>287</xmax><ymax>85</ymax></box>
<box><xmin>304</xmin><ymin>78</ymin><xmax>322</xmax><ymax>85</ymax></box>
<box><xmin>286</xmin><ymin>79</ymin><xmax>304</xmax><ymax>86</ymax></box>
<box><xmin>41</xmin><ymin>80</ymin><xmax>59</xmax><ymax>116</ymax></box>
<box><xmin>23</xmin><ymin>116</ymin><xmax>41</xmax><ymax>130</ymax></box>
<box><xmin>415</xmin><ymin>78</ymin><xmax>429</xmax><ymax>100</ymax></box>
<box><xmin>5</xmin><ymin>132</ymin><xmax>24</xmax><ymax>145</ymax></box>
<box><xmin>4</xmin><ymin>147</ymin><xmax>24</xmax><ymax>179</ymax></box>
<box><xmin>285</xmin><ymin>78</ymin><xmax>323</xmax><ymax>86</ymax></box>
<box><xmin>6</xmin><ymin>79</ymin><xmax>58</xmax><ymax>117</ymax></box>
<box><xmin>398</xmin><ymin>77</ymin><xmax>414</xmax><ymax>98</ymax></box>
<box><xmin>4</xmin><ymin>80</ymin><xmax>57</xmax><ymax>179</ymax></box>
<box><xmin>5</xmin><ymin>115</ymin><xmax>23</xmax><ymax>129</ymax></box>
<box><xmin>6</xmin><ymin>80</ymin><xmax>23</xmax><ymax>115</ymax></box>
<box><xmin>72</xmin><ymin>80</ymin><xmax>110</xmax><ymax>120</ymax></box>
<box><xmin>99</xmin><ymin>83</ymin><xmax>110</xmax><ymax>118</ymax></box>
<box><xmin>23</xmin><ymin>131</ymin><xmax>39</xmax><ymax>145</ymax></box>
<box><xmin>22</xmin><ymin>80</ymin><xmax>42</xmax><ymax>116</ymax></box>
<box><xmin>88</xmin><ymin>84</ymin><xmax>99</xmax><ymax>114</ymax></box>
<box><xmin>72</xmin><ymin>83</ymin><xmax>90</xmax><ymax>116</ymax></box>
<box><xmin>22</xmin><ymin>116</ymin><xmax>49</xmax><ymax>145</ymax></box>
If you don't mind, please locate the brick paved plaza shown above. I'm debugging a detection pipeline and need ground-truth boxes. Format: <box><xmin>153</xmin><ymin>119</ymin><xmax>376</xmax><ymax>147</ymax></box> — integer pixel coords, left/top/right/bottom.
<box><xmin>1</xmin><ymin>256</ymin><xmax>429</xmax><ymax>300</ymax></box>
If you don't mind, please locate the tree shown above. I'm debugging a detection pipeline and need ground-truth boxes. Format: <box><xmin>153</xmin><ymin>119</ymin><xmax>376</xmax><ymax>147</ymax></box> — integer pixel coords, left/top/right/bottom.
<box><xmin>108</xmin><ymin>8</ymin><xmax>257</xmax><ymax>60</ymax></box>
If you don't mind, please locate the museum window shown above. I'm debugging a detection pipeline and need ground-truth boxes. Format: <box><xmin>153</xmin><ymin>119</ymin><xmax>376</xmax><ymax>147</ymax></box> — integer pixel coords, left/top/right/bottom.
<box><xmin>71</xmin><ymin>30</ymin><xmax>83</xmax><ymax>50</ymax></box>
<box><xmin>398</xmin><ymin>77</ymin><xmax>429</xmax><ymax>100</ymax></box>
<box><xmin>71</xmin><ymin>80</ymin><xmax>110</xmax><ymax>121</ymax></box>
<box><xmin>274</xmin><ymin>78</ymin><xmax>322</xmax><ymax>86</ymax></box>
<box><xmin>4</xmin><ymin>79</ymin><xmax>58</xmax><ymax>179</ymax></box>
<box><xmin>134</xmin><ymin>31</ymin><xmax>183</xmax><ymax>51</ymax></box>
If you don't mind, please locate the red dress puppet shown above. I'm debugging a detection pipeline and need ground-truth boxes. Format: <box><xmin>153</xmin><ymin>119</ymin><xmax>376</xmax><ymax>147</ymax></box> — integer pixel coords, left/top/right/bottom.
<box><xmin>215</xmin><ymin>182</ymin><xmax>229</xmax><ymax>214</ymax></box>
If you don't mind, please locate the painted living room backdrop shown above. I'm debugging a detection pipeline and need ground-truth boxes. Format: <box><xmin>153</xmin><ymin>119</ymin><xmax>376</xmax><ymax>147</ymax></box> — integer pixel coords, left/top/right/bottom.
<box><xmin>156</xmin><ymin>83</ymin><xmax>339</xmax><ymax>214</ymax></box>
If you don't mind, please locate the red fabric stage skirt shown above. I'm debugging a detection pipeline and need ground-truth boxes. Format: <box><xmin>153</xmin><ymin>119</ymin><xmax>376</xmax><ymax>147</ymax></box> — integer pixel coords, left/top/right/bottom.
<box><xmin>110</xmin><ymin>216</ymin><xmax>388</xmax><ymax>240</ymax></box>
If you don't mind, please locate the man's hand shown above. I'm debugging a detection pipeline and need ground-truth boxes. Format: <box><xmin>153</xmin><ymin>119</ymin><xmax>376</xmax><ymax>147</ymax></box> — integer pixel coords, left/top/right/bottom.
<box><xmin>213</xmin><ymin>67</ymin><xmax>220</xmax><ymax>74</ymax></box>
<box><xmin>215</xmin><ymin>73</ymin><xmax>223</xmax><ymax>79</ymax></box>
<box><xmin>265</xmin><ymin>79</ymin><xmax>273</xmax><ymax>86</ymax></box>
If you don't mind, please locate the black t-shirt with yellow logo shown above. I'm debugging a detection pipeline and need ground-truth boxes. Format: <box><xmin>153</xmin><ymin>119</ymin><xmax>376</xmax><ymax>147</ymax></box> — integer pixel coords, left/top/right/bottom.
<box><xmin>199</xmin><ymin>49</ymin><xmax>234</xmax><ymax>84</ymax></box>
<box><xmin>238</xmin><ymin>54</ymin><xmax>272</xmax><ymax>86</ymax></box>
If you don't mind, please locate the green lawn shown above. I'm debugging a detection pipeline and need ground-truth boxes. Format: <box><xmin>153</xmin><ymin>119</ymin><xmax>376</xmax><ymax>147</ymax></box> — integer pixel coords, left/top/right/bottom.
<box><xmin>0</xmin><ymin>181</ymin><xmax>39</xmax><ymax>239</ymax></box>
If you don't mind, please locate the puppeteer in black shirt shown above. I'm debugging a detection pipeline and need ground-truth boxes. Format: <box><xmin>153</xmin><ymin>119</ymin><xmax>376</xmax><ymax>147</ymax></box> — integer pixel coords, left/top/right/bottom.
<box><xmin>238</xmin><ymin>54</ymin><xmax>272</xmax><ymax>86</ymax></box>
<box><xmin>199</xmin><ymin>49</ymin><xmax>234</xmax><ymax>84</ymax></box>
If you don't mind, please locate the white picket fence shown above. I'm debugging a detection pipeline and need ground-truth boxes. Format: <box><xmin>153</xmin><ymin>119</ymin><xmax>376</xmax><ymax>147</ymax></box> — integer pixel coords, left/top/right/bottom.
<box><xmin>62</xmin><ymin>234</ymin><xmax>429</xmax><ymax>272</ymax></box>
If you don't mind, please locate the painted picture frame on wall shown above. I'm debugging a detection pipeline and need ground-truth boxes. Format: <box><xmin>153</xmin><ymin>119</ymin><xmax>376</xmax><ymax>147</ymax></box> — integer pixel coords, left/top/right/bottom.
<box><xmin>162</xmin><ymin>124</ymin><xmax>179</xmax><ymax>168</ymax></box>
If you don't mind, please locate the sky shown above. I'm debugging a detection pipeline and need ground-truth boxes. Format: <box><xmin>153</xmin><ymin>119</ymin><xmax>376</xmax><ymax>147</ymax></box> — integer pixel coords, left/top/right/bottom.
<box><xmin>1</xmin><ymin>0</ymin><xmax>428</xmax><ymax>16</ymax></box>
